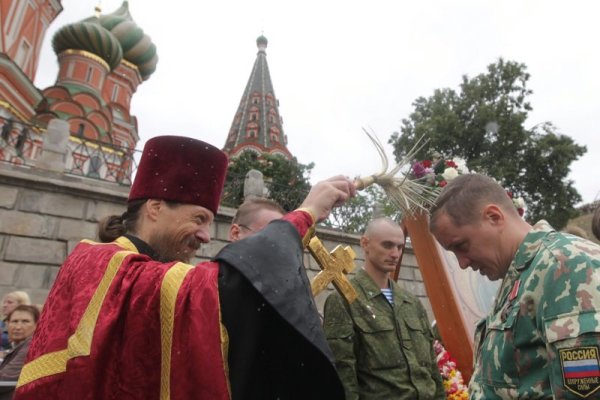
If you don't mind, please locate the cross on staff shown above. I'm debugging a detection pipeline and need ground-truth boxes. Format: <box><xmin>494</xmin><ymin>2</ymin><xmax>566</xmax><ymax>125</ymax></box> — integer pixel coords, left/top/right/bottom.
<box><xmin>308</xmin><ymin>236</ymin><xmax>358</xmax><ymax>304</ymax></box>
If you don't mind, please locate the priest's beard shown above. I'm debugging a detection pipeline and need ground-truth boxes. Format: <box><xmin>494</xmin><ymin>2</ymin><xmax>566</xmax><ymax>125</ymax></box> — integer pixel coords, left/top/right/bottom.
<box><xmin>149</xmin><ymin>231</ymin><xmax>201</xmax><ymax>263</ymax></box>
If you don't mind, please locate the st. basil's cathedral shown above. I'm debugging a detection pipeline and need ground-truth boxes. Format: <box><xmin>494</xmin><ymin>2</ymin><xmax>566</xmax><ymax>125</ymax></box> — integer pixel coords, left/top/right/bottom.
<box><xmin>0</xmin><ymin>0</ymin><xmax>292</xmax><ymax>183</ymax></box>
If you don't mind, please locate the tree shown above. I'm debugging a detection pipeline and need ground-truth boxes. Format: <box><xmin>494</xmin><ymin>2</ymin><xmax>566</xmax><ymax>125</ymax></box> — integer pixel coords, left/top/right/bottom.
<box><xmin>390</xmin><ymin>59</ymin><xmax>586</xmax><ymax>228</ymax></box>
<box><xmin>221</xmin><ymin>151</ymin><xmax>314</xmax><ymax>211</ymax></box>
<box><xmin>323</xmin><ymin>185</ymin><xmax>402</xmax><ymax>234</ymax></box>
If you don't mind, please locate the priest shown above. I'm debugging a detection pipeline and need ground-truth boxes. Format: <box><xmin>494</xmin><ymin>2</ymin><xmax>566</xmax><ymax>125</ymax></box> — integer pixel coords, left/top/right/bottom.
<box><xmin>15</xmin><ymin>135</ymin><xmax>353</xmax><ymax>400</ymax></box>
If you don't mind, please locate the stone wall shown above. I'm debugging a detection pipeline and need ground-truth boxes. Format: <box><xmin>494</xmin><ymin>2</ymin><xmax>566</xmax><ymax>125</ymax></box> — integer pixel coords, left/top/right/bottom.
<box><xmin>0</xmin><ymin>163</ymin><xmax>433</xmax><ymax>320</ymax></box>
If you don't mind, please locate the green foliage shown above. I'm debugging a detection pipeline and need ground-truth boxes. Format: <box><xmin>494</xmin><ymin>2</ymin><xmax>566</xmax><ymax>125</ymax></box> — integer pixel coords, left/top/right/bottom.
<box><xmin>221</xmin><ymin>151</ymin><xmax>314</xmax><ymax>211</ymax></box>
<box><xmin>390</xmin><ymin>59</ymin><xmax>586</xmax><ymax>229</ymax></box>
<box><xmin>323</xmin><ymin>185</ymin><xmax>402</xmax><ymax>234</ymax></box>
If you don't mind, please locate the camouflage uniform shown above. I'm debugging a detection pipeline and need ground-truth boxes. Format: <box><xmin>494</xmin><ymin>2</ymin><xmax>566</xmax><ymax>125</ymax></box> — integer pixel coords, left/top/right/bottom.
<box><xmin>470</xmin><ymin>220</ymin><xmax>600</xmax><ymax>399</ymax></box>
<box><xmin>323</xmin><ymin>268</ymin><xmax>444</xmax><ymax>400</ymax></box>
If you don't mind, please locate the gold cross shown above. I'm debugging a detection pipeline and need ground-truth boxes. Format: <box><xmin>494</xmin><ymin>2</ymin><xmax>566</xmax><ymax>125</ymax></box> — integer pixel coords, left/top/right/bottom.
<box><xmin>308</xmin><ymin>236</ymin><xmax>358</xmax><ymax>304</ymax></box>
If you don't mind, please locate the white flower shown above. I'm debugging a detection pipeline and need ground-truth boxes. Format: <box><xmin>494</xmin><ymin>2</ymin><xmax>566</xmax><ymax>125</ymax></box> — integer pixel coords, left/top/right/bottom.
<box><xmin>442</xmin><ymin>167</ymin><xmax>459</xmax><ymax>181</ymax></box>
<box><xmin>452</xmin><ymin>157</ymin><xmax>469</xmax><ymax>174</ymax></box>
<box><xmin>513</xmin><ymin>197</ymin><xmax>526</xmax><ymax>209</ymax></box>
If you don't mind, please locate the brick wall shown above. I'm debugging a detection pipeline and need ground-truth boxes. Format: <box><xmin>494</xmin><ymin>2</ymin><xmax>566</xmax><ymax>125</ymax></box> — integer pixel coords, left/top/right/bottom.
<box><xmin>0</xmin><ymin>164</ymin><xmax>433</xmax><ymax>320</ymax></box>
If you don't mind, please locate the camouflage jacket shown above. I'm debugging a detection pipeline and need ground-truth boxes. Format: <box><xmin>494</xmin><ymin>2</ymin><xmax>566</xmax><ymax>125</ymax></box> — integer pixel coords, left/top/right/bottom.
<box><xmin>470</xmin><ymin>220</ymin><xmax>600</xmax><ymax>399</ymax></box>
<box><xmin>323</xmin><ymin>268</ymin><xmax>445</xmax><ymax>400</ymax></box>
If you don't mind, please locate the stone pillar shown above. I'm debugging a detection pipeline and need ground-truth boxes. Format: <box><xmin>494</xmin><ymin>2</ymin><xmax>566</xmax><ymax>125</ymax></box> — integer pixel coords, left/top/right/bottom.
<box><xmin>36</xmin><ymin>119</ymin><xmax>70</xmax><ymax>172</ymax></box>
<box><xmin>373</xmin><ymin>200</ymin><xmax>386</xmax><ymax>218</ymax></box>
<box><xmin>243</xmin><ymin>169</ymin><xmax>265</xmax><ymax>199</ymax></box>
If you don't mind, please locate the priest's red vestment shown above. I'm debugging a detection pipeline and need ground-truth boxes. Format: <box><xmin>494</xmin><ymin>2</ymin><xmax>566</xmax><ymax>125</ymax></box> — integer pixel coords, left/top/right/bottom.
<box><xmin>15</xmin><ymin>233</ymin><xmax>230</xmax><ymax>399</ymax></box>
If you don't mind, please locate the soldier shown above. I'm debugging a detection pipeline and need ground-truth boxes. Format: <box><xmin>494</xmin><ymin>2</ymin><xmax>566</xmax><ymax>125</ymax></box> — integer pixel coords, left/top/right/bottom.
<box><xmin>429</xmin><ymin>173</ymin><xmax>600</xmax><ymax>399</ymax></box>
<box><xmin>323</xmin><ymin>218</ymin><xmax>444</xmax><ymax>400</ymax></box>
<box><xmin>228</xmin><ymin>197</ymin><xmax>285</xmax><ymax>242</ymax></box>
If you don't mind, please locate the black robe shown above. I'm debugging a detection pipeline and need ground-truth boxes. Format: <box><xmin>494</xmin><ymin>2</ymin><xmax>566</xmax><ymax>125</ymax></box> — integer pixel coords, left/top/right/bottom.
<box><xmin>216</xmin><ymin>219</ymin><xmax>345</xmax><ymax>400</ymax></box>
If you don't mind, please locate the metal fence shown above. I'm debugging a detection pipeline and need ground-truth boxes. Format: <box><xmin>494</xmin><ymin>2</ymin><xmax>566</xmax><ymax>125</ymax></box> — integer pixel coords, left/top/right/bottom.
<box><xmin>0</xmin><ymin>117</ymin><xmax>140</xmax><ymax>185</ymax></box>
<box><xmin>0</xmin><ymin>117</ymin><xmax>42</xmax><ymax>166</ymax></box>
<box><xmin>65</xmin><ymin>136</ymin><xmax>140</xmax><ymax>185</ymax></box>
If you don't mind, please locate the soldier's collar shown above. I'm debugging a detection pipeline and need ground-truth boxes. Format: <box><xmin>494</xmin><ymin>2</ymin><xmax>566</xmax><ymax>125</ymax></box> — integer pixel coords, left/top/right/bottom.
<box><xmin>356</xmin><ymin>269</ymin><xmax>412</xmax><ymax>303</ymax></box>
<box><xmin>513</xmin><ymin>220</ymin><xmax>554</xmax><ymax>271</ymax></box>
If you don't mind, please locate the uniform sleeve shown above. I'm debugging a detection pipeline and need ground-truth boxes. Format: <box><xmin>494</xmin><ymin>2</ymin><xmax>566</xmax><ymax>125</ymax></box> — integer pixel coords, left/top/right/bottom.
<box><xmin>322</xmin><ymin>293</ymin><xmax>359</xmax><ymax>400</ymax></box>
<box><xmin>545</xmin><ymin>333</ymin><xmax>600</xmax><ymax>399</ymax></box>
<box><xmin>541</xmin><ymin>242</ymin><xmax>600</xmax><ymax>399</ymax></box>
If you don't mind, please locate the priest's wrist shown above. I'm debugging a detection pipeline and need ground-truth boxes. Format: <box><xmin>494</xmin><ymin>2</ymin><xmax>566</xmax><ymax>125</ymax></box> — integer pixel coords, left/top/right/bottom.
<box><xmin>295</xmin><ymin>207</ymin><xmax>317</xmax><ymax>248</ymax></box>
<box><xmin>295</xmin><ymin>207</ymin><xmax>317</xmax><ymax>226</ymax></box>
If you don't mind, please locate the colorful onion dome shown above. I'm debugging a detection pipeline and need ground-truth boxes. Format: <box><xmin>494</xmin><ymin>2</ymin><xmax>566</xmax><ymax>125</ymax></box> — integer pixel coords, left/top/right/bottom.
<box><xmin>96</xmin><ymin>2</ymin><xmax>158</xmax><ymax>80</ymax></box>
<box><xmin>52</xmin><ymin>21</ymin><xmax>123</xmax><ymax>70</ymax></box>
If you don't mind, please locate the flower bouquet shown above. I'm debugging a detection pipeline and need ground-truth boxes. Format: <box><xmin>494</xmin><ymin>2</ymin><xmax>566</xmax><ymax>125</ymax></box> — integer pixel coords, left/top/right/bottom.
<box><xmin>354</xmin><ymin>130</ymin><xmax>526</xmax><ymax>218</ymax></box>
<box><xmin>410</xmin><ymin>154</ymin><xmax>469</xmax><ymax>190</ymax></box>
<box><xmin>407</xmin><ymin>154</ymin><xmax>469</xmax><ymax>210</ymax></box>
<box><xmin>410</xmin><ymin>154</ymin><xmax>527</xmax><ymax>217</ymax></box>
<box><xmin>434</xmin><ymin>339</ymin><xmax>469</xmax><ymax>400</ymax></box>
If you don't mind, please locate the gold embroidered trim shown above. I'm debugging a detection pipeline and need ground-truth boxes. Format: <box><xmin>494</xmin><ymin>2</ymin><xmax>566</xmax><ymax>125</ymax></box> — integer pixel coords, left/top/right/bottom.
<box><xmin>17</xmin><ymin>249</ymin><xmax>135</xmax><ymax>387</ymax></box>
<box><xmin>220</xmin><ymin>309</ymin><xmax>231</xmax><ymax>397</ymax></box>
<box><xmin>79</xmin><ymin>236</ymin><xmax>138</xmax><ymax>252</ymax></box>
<box><xmin>159</xmin><ymin>263</ymin><xmax>193</xmax><ymax>400</ymax></box>
<box><xmin>114</xmin><ymin>236</ymin><xmax>138</xmax><ymax>252</ymax></box>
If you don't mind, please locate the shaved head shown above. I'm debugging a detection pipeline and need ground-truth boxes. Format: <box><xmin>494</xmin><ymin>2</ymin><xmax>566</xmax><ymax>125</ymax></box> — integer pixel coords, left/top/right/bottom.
<box><xmin>364</xmin><ymin>218</ymin><xmax>401</xmax><ymax>237</ymax></box>
<box><xmin>360</xmin><ymin>218</ymin><xmax>405</xmax><ymax>285</ymax></box>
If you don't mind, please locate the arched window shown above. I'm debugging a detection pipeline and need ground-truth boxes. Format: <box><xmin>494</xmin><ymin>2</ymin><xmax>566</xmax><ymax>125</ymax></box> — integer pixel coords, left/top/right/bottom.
<box><xmin>86</xmin><ymin>67</ymin><xmax>94</xmax><ymax>83</ymax></box>
<box><xmin>265</xmin><ymin>94</ymin><xmax>274</xmax><ymax>107</ymax></box>
<box><xmin>248</xmin><ymin>106</ymin><xmax>260</xmax><ymax>122</ymax></box>
<box><xmin>111</xmin><ymin>85</ymin><xmax>120</xmax><ymax>102</ymax></box>
<box><xmin>246</xmin><ymin>122</ymin><xmax>259</xmax><ymax>138</ymax></box>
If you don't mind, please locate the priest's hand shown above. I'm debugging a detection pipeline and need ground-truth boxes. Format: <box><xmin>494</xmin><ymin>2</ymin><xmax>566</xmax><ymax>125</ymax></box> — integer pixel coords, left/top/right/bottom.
<box><xmin>299</xmin><ymin>175</ymin><xmax>356</xmax><ymax>223</ymax></box>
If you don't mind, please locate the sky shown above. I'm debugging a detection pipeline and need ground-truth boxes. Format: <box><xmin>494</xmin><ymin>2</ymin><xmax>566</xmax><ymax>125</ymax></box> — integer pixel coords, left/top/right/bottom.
<box><xmin>35</xmin><ymin>0</ymin><xmax>600</xmax><ymax>205</ymax></box>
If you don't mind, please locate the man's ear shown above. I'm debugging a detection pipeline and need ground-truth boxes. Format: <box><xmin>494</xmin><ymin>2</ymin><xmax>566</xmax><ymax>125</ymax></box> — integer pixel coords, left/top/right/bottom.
<box><xmin>360</xmin><ymin>235</ymin><xmax>370</xmax><ymax>251</ymax></box>
<box><xmin>144</xmin><ymin>199</ymin><xmax>163</xmax><ymax>222</ymax></box>
<box><xmin>482</xmin><ymin>204</ymin><xmax>505</xmax><ymax>226</ymax></box>
<box><xmin>229</xmin><ymin>224</ymin><xmax>241</xmax><ymax>242</ymax></box>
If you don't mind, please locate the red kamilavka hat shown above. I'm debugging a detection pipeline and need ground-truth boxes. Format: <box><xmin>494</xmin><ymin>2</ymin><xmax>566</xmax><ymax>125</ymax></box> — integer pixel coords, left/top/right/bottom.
<box><xmin>128</xmin><ymin>135</ymin><xmax>228</xmax><ymax>214</ymax></box>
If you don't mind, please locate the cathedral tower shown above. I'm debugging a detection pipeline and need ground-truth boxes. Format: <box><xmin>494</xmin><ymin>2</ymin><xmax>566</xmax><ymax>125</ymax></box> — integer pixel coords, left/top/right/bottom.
<box><xmin>223</xmin><ymin>35</ymin><xmax>292</xmax><ymax>160</ymax></box>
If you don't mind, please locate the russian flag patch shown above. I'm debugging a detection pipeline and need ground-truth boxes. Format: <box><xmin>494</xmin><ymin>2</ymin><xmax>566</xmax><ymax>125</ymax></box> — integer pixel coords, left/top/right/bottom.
<box><xmin>560</xmin><ymin>346</ymin><xmax>600</xmax><ymax>398</ymax></box>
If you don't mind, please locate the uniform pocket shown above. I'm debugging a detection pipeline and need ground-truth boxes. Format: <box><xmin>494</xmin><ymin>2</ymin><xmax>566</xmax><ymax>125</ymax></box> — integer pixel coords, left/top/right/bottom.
<box><xmin>476</xmin><ymin>304</ymin><xmax>520</xmax><ymax>388</ymax></box>
<box><xmin>403</xmin><ymin>316</ymin><xmax>433</xmax><ymax>368</ymax></box>
<box><xmin>354</xmin><ymin>316</ymin><xmax>405</xmax><ymax>370</ymax></box>
<box><xmin>324</xmin><ymin>322</ymin><xmax>354</xmax><ymax>340</ymax></box>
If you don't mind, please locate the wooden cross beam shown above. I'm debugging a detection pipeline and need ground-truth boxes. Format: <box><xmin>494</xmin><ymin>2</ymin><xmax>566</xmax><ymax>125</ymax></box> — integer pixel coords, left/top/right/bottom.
<box><xmin>308</xmin><ymin>236</ymin><xmax>358</xmax><ymax>304</ymax></box>
<box><xmin>403</xmin><ymin>212</ymin><xmax>473</xmax><ymax>383</ymax></box>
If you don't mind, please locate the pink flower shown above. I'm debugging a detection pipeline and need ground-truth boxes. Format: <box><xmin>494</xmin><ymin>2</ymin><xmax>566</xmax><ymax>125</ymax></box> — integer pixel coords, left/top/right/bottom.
<box><xmin>433</xmin><ymin>340</ymin><xmax>469</xmax><ymax>397</ymax></box>
<box><xmin>412</xmin><ymin>161</ymin><xmax>428</xmax><ymax>179</ymax></box>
